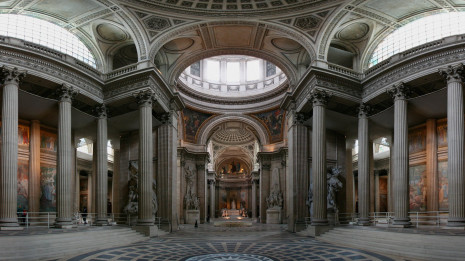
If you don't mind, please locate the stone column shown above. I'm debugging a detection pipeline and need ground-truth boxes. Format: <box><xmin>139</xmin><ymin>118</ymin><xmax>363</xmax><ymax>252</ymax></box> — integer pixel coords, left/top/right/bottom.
<box><xmin>286</xmin><ymin>108</ymin><xmax>308</xmax><ymax>232</ymax></box>
<box><xmin>112</xmin><ymin>149</ymin><xmax>121</xmax><ymax>214</ymax></box>
<box><xmin>252</xmin><ymin>179</ymin><xmax>257</xmax><ymax>219</ymax></box>
<box><xmin>55</xmin><ymin>84</ymin><xmax>78</xmax><ymax>228</ymax></box>
<box><xmin>387</xmin><ymin>83</ymin><xmax>411</xmax><ymax>227</ymax></box>
<box><xmin>310</xmin><ymin>89</ymin><xmax>331</xmax><ymax>226</ymax></box>
<box><xmin>29</xmin><ymin>120</ymin><xmax>41</xmax><ymax>214</ymax></box>
<box><xmin>439</xmin><ymin>64</ymin><xmax>465</xmax><ymax>227</ymax></box>
<box><xmin>157</xmin><ymin>110</ymin><xmax>179</xmax><ymax>231</ymax></box>
<box><xmin>426</xmin><ymin>119</ymin><xmax>438</xmax><ymax>212</ymax></box>
<box><xmin>209</xmin><ymin>179</ymin><xmax>215</xmax><ymax>219</ymax></box>
<box><xmin>357</xmin><ymin>104</ymin><xmax>371</xmax><ymax>225</ymax></box>
<box><xmin>95</xmin><ymin>104</ymin><xmax>108</xmax><ymax>226</ymax></box>
<box><xmin>135</xmin><ymin>90</ymin><xmax>154</xmax><ymax>226</ymax></box>
<box><xmin>345</xmin><ymin>144</ymin><xmax>354</xmax><ymax>213</ymax></box>
<box><xmin>0</xmin><ymin>67</ymin><xmax>26</xmax><ymax>229</ymax></box>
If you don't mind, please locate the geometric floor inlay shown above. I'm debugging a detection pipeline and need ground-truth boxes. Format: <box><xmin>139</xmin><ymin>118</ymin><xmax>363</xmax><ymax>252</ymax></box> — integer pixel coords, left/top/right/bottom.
<box><xmin>185</xmin><ymin>253</ymin><xmax>275</xmax><ymax>261</ymax></box>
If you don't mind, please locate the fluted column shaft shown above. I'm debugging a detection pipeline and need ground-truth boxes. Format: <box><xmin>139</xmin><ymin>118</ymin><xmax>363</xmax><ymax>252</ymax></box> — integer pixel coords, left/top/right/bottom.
<box><xmin>252</xmin><ymin>180</ymin><xmax>257</xmax><ymax>219</ymax></box>
<box><xmin>310</xmin><ymin>90</ymin><xmax>330</xmax><ymax>226</ymax></box>
<box><xmin>209</xmin><ymin>180</ymin><xmax>215</xmax><ymax>219</ymax></box>
<box><xmin>137</xmin><ymin>93</ymin><xmax>154</xmax><ymax>226</ymax></box>
<box><xmin>357</xmin><ymin>104</ymin><xmax>370</xmax><ymax>225</ymax></box>
<box><xmin>0</xmin><ymin>67</ymin><xmax>25</xmax><ymax>228</ymax></box>
<box><xmin>95</xmin><ymin>105</ymin><xmax>108</xmax><ymax>225</ymax></box>
<box><xmin>388</xmin><ymin>83</ymin><xmax>411</xmax><ymax>227</ymax></box>
<box><xmin>440</xmin><ymin>64</ymin><xmax>465</xmax><ymax>227</ymax></box>
<box><xmin>55</xmin><ymin>85</ymin><xmax>77</xmax><ymax>228</ymax></box>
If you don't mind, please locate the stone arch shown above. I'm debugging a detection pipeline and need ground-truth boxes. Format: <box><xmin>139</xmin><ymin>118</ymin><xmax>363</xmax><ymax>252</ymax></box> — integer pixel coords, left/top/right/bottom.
<box><xmin>197</xmin><ymin>114</ymin><xmax>270</xmax><ymax>146</ymax></box>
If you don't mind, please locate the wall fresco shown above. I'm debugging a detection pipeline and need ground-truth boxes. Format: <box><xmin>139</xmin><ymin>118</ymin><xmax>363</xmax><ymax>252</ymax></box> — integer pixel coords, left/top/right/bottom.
<box><xmin>40</xmin><ymin>165</ymin><xmax>56</xmax><ymax>212</ymax></box>
<box><xmin>17</xmin><ymin>161</ymin><xmax>29</xmax><ymax>211</ymax></box>
<box><xmin>437</xmin><ymin>122</ymin><xmax>447</xmax><ymax>148</ymax></box>
<box><xmin>253</xmin><ymin>109</ymin><xmax>285</xmax><ymax>143</ymax></box>
<box><xmin>438</xmin><ymin>161</ymin><xmax>449</xmax><ymax>211</ymax></box>
<box><xmin>40</xmin><ymin>131</ymin><xmax>57</xmax><ymax>152</ymax></box>
<box><xmin>408</xmin><ymin>128</ymin><xmax>426</xmax><ymax>154</ymax></box>
<box><xmin>409</xmin><ymin>164</ymin><xmax>427</xmax><ymax>212</ymax></box>
<box><xmin>182</xmin><ymin>108</ymin><xmax>213</xmax><ymax>143</ymax></box>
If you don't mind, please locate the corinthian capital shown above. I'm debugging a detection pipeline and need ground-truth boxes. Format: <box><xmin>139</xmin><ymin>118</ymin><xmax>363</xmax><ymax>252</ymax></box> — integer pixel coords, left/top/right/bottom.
<box><xmin>308</xmin><ymin>89</ymin><xmax>331</xmax><ymax>107</ymax></box>
<box><xmin>134</xmin><ymin>90</ymin><xmax>156</xmax><ymax>107</ymax></box>
<box><xmin>358</xmin><ymin>103</ymin><xmax>371</xmax><ymax>118</ymax></box>
<box><xmin>439</xmin><ymin>64</ymin><xmax>464</xmax><ymax>84</ymax></box>
<box><xmin>95</xmin><ymin>104</ymin><xmax>108</xmax><ymax>119</ymax></box>
<box><xmin>56</xmin><ymin>84</ymin><xmax>78</xmax><ymax>103</ymax></box>
<box><xmin>1</xmin><ymin>66</ymin><xmax>26</xmax><ymax>85</ymax></box>
<box><xmin>387</xmin><ymin>82</ymin><xmax>410</xmax><ymax>101</ymax></box>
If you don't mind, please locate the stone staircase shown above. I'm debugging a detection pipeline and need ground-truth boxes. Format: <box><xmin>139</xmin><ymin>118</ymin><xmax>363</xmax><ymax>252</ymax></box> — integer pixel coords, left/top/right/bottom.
<box><xmin>0</xmin><ymin>226</ymin><xmax>148</xmax><ymax>260</ymax></box>
<box><xmin>317</xmin><ymin>227</ymin><xmax>465</xmax><ymax>261</ymax></box>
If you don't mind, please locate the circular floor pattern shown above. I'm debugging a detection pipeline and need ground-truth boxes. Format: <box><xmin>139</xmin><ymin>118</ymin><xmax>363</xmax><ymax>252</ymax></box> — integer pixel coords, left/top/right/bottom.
<box><xmin>185</xmin><ymin>253</ymin><xmax>274</xmax><ymax>261</ymax></box>
<box><xmin>65</xmin><ymin>237</ymin><xmax>395</xmax><ymax>261</ymax></box>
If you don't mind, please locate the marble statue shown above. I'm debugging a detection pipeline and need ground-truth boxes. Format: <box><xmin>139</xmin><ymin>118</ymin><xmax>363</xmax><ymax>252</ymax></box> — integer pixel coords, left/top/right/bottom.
<box><xmin>123</xmin><ymin>168</ymin><xmax>138</xmax><ymax>215</ymax></box>
<box><xmin>184</xmin><ymin>166</ymin><xmax>200</xmax><ymax>210</ymax></box>
<box><xmin>306</xmin><ymin>183</ymin><xmax>313</xmax><ymax>217</ymax></box>
<box><xmin>266</xmin><ymin>168</ymin><xmax>283</xmax><ymax>209</ymax></box>
<box><xmin>327</xmin><ymin>166</ymin><xmax>343</xmax><ymax>213</ymax></box>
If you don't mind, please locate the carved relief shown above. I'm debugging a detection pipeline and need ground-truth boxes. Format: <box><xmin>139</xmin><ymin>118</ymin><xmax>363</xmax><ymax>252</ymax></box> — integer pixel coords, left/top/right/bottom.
<box><xmin>294</xmin><ymin>15</ymin><xmax>321</xmax><ymax>30</ymax></box>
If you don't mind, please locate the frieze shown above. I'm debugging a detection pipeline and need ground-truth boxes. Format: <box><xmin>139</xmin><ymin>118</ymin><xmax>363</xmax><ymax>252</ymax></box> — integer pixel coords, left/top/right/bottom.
<box><xmin>0</xmin><ymin>48</ymin><xmax>103</xmax><ymax>101</ymax></box>
<box><xmin>362</xmin><ymin>46</ymin><xmax>465</xmax><ymax>101</ymax></box>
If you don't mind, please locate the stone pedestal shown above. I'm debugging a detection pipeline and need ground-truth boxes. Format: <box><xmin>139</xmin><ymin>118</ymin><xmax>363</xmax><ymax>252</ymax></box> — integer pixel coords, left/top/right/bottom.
<box><xmin>266</xmin><ymin>208</ymin><xmax>282</xmax><ymax>224</ymax></box>
<box><xmin>185</xmin><ymin>209</ymin><xmax>200</xmax><ymax>225</ymax></box>
<box><xmin>133</xmin><ymin>225</ymin><xmax>168</xmax><ymax>237</ymax></box>
<box><xmin>297</xmin><ymin>225</ymin><xmax>332</xmax><ymax>237</ymax></box>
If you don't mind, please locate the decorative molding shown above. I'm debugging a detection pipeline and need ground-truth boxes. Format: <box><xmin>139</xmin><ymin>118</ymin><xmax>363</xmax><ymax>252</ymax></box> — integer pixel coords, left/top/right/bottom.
<box><xmin>308</xmin><ymin>88</ymin><xmax>331</xmax><ymax>107</ymax></box>
<box><xmin>438</xmin><ymin>63</ymin><xmax>464</xmax><ymax>84</ymax></box>
<box><xmin>56</xmin><ymin>84</ymin><xmax>78</xmax><ymax>103</ymax></box>
<box><xmin>0</xmin><ymin>66</ymin><xmax>26</xmax><ymax>85</ymax></box>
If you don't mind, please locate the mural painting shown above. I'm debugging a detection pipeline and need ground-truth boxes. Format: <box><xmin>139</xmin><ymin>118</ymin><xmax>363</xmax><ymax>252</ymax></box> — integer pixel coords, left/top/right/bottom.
<box><xmin>252</xmin><ymin>109</ymin><xmax>285</xmax><ymax>143</ymax></box>
<box><xmin>17</xmin><ymin>161</ymin><xmax>29</xmax><ymax>211</ymax></box>
<box><xmin>18</xmin><ymin>125</ymin><xmax>30</xmax><ymax>145</ymax></box>
<box><xmin>40</xmin><ymin>165</ymin><xmax>56</xmax><ymax>212</ymax></box>
<box><xmin>182</xmin><ymin>108</ymin><xmax>213</xmax><ymax>143</ymax></box>
<box><xmin>438</xmin><ymin>161</ymin><xmax>449</xmax><ymax>210</ymax></box>
<box><xmin>408</xmin><ymin>128</ymin><xmax>426</xmax><ymax>154</ymax></box>
<box><xmin>218</xmin><ymin>159</ymin><xmax>247</xmax><ymax>174</ymax></box>
<box><xmin>437</xmin><ymin>122</ymin><xmax>447</xmax><ymax>148</ymax></box>
<box><xmin>40</xmin><ymin>131</ymin><xmax>57</xmax><ymax>152</ymax></box>
<box><xmin>409</xmin><ymin>164</ymin><xmax>427</xmax><ymax>212</ymax></box>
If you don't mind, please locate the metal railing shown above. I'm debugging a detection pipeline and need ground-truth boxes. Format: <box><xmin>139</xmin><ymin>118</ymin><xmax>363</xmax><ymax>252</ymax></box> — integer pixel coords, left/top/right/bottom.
<box><xmin>370</xmin><ymin>211</ymin><xmax>449</xmax><ymax>228</ymax></box>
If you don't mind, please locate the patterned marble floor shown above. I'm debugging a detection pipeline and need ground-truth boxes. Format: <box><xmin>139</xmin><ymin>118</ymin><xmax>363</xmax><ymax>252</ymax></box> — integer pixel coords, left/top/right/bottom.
<box><xmin>61</xmin><ymin>224</ymin><xmax>398</xmax><ymax>261</ymax></box>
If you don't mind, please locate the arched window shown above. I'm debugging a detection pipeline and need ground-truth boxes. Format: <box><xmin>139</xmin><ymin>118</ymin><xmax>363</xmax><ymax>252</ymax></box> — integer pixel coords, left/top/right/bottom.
<box><xmin>369</xmin><ymin>12</ymin><xmax>465</xmax><ymax>67</ymax></box>
<box><xmin>0</xmin><ymin>14</ymin><xmax>96</xmax><ymax>68</ymax></box>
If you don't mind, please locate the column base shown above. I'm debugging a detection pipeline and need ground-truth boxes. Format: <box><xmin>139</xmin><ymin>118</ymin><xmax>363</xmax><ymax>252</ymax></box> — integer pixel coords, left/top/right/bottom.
<box><xmin>0</xmin><ymin>218</ymin><xmax>20</xmax><ymax>228</ymax></box>
<box><xmin>95</xmin><ymin>219</ymin><xmax>109</xmax><ymax>226</ymax></box>
<box><xmin>392</xmin><ymin>218</ymin><xmax>411</xmax><ymax>228</ymax></box>
<box><xmin>358</xmin><ymin>218</ymin><xmax>371</xmax><ymax>226</ymax></box>
<box><xmin>297</xmin><ymin>225</ymin><xmax>332</xmax><ymax>237</ymax></box>
<box><xmin>137</xmin><ymin>218</ymin><xmax>154</xmax><ymax>226</ymax></box>
<box><xmin>133</xmin><ymin>225</ymin><xmax>168</xmax><ymax>237</ymax></box>
<box><xmin>311</xmin><ymin>218</ymin><xmax>329</xmax><ymax>226</ymax></box>
<box><xmin>447</xmin><ymin>217</ymin><xmax>465</xmax><ymax>227</ymax></box>
<box><xmin>55</xmin><ymin>218</ymin><xmax>73</xmax><ymax>229</ymax></box>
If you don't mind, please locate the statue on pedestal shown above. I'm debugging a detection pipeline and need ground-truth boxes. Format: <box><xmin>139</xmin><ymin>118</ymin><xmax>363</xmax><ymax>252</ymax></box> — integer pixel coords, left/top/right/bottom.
<box><xmin>327</xmin><ymin>166</ymin><xmax>343</xmax><ymax>213</ymax></box>
<box><xmin>184</xmin><ymin>166</ymin><xmax>200</xmax><ymax>210</ymax></box>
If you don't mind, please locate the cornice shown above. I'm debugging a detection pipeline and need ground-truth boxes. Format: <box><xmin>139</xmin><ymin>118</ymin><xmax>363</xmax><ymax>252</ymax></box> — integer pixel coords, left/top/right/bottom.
<box><xmin>0</xmin><ymin>42</ymin><xmax>104</xmax><ymax>102</ymax></box>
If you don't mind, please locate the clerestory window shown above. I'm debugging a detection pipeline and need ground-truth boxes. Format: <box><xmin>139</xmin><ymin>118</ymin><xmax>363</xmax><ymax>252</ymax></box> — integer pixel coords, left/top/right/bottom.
<box><xmin>369</xmin><ymin>12</ymin><xmax>465</xmax><ymax>67</ymax></box>
<box><xmin>0</xmin><ymin>14</ymin><xmax>96</xmax><ymax>68</ymax></box>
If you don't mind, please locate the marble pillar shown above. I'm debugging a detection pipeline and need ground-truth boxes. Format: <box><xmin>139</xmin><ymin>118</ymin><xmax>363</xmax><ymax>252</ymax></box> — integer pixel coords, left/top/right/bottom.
<box><xmin>426</xmin><ymin>119</ymin><xmax>438</xmax><ymax>212</ymax></box>
<box><xmin>209</xmin><ymin>180</ymin><xmax>215</xmax><ymax>219</ymax></box>
<box><xmin>345</xmin><ymin>145</ymin><xmax>354</xmax><ymax>213</ymax></box>
<box><xmin>29</xmin><ymin>120</ymin><xmax>41</xmax><ymax>214</ymax></box>
<box><xmin>357</xmin><ymin>104</ymin><xmax>371</xmax><ymax>225</ymax></box>
<box><xmin>252</xmin><ymin>179</ymin><xmax>257</xmax><ymax>219</ymax></box>
<box><xmin>387</xmin><ymin>83</ymin><xmax>411</xmax><ymax>227</ymax></box>
<box><xmin>439</xmin><ymin>64</ymin><xmax>465</xmax><ymax>227</ymax></box>
<box><xmin>55</xmin><ymin>84</ymin><xmax>77</xmax><ymax>228</ymax></box>
<box><xmin>157</xmin><ymin>110</ymin><xmax>179</xmax><ymax>231</ymax></box>
<box><xmin>0</xmin><ymin>67</ymin><xmax>26</xmax><ymax>229</ymax></box>
<box><xmin>95</xmin><ymin>104</ymin><xmax>108</xmax><ymax>226</ymax></box>
<box><xmin>112</xmin><ymin>149</ymin><xmax>121</xmax><ymax>214</ymax></box>
<box><xmin>136</xmin><ymin>91</ymin><xmax>154</xmax><ymax>226</ymax></box>
<box><xmin>286</xmin><ymin>109</ymin><xmax>308</xmax><ymax>231</ymax></box>
<box><xmin>310</xmin><ymin>89</ymin><xmax>331</xmax><ymax>226</ymax></box>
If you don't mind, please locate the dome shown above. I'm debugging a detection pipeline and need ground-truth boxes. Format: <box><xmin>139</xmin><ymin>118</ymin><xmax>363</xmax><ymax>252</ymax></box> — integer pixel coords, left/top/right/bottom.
<box><xmin>212</xmin><ymin>128</ymin><xmax>255</xmax><ymax>144</ymax></box>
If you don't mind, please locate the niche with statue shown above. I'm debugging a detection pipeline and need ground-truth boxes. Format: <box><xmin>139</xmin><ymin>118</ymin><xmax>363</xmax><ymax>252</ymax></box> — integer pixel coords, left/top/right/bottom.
<box><xmin>266</xmin><ymin>167</ymin><xmax>283</xmax><ymax>224</ymax></box>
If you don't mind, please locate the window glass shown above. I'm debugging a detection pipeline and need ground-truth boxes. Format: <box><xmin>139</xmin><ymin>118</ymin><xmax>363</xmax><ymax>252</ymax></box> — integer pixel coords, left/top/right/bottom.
<box><xmin>246</xmin><ymin>60</ymin><xmax>260</xmax><ymax>81</ymax></box>
<box><xmin>0</xmin><ymin>14</ymin><xmax>96</xmax><ymax>68</ymax></box>
<box><xmin>369</xmin><ymin>12</ymin><xmax>465</xmax><ymax>67</ymax></box>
